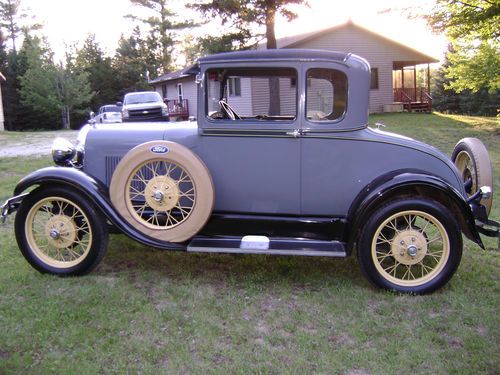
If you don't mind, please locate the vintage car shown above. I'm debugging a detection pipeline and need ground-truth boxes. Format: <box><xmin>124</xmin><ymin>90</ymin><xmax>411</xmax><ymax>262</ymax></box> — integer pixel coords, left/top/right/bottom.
<box><xmin>1</xmin><ymin>49</ymin><xmax>498</xmax><ymax>294</ymax></box>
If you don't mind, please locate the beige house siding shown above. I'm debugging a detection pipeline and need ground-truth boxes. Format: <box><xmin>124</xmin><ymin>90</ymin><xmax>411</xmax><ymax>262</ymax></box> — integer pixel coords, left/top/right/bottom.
<box><xmin>282</xmin><ymin>25</ymin><xmax>393</xmax><ymax>113</ymax></box>
<box><xmin>281</xmin><ymin>23</ymin><xmax>438</xmax><ymax>113</ymax></box>
<box><xmin>155</xmin><ymin>76</ymin><xmax>197</xmax><ymax>117</ymax></box>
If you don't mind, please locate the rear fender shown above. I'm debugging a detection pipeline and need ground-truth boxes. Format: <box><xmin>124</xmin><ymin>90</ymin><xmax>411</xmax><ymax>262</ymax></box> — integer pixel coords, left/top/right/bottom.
<box><xmin>347</xmin><ymin>171</ymin><xmax>484</xmax><ymax>252</ymax></box>
<box><xmin>14</xmin><ymin>167</ymin><xmax>185</xmax><ymax>250</ymax></box>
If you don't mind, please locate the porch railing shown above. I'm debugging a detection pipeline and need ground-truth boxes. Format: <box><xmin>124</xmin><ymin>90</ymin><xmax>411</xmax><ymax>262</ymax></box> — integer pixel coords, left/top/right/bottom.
<box><xmin>393</xmin><ymin>87</ymin><xmax>429</xmax><ymax>103</ymax></box>
<box><xmin>165</xmin><ymin>99</ymin><xmax>189</xmax><ymax>120</ymax></box>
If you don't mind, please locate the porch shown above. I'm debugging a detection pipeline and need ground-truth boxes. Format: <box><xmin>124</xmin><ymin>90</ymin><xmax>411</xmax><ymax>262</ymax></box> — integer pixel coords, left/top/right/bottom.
<box><xmin>165</xmin><ymin>99</ymin><xmax>189</xmax><ymax>121</ymax></box>
<box><xmin>392</xmin><ymin>61</ymin><xmax>434</xmax><ymax>113</ymax></box>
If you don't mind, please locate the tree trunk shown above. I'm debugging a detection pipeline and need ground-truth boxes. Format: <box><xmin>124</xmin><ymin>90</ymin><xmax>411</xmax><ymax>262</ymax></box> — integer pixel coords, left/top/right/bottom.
<box><xmin>266</xmin><ymin>0</ymin><xmax>280</xmax><ymax>116</ymax></box>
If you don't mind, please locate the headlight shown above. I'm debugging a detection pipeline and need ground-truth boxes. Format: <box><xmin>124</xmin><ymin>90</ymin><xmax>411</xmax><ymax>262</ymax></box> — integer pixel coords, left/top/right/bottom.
<box><xmin>122</xmin><ymin>109</ymin><xmax>129</xmax><ymax>119</ymax></box>
<box><xmin>162</xmin><ymin>105</ymin><xmax>168</xmax><ymax>116</ymax></box>
<box><xmin>52</xmin><ymin>137</ymin><xmax>75</xmax><ymax>166</ymax></box>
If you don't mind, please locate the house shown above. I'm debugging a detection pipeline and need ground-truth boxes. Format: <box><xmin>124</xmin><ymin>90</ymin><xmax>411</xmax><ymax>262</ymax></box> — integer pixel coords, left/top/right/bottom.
<box><xmin>150</xmin><ymin>20</ymin><xmax>439</xmax><ymax>116</ymax></box>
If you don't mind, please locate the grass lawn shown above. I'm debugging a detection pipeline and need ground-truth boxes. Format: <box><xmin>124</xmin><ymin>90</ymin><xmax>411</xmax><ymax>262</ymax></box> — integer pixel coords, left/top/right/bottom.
<box><xmin>0</xmin><ymin>113</ymin><xmax>499</xmax><ymax>374</ymax></box>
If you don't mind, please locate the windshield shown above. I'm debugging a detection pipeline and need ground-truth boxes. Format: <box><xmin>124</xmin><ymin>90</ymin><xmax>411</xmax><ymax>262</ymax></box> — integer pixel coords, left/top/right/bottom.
<box><xmin>124</xmin><ymin>92</ymin><xmax>162</xmax><ymax>105</ymax></box>
<box><xmin>104</xmin><ymin>105</ymin><xmax>121</xmax><ymax>112</ymax></box>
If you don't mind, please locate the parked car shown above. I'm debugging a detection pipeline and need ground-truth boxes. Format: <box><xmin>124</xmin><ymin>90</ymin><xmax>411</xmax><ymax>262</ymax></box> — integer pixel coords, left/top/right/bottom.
<box><xmin>93</xmin><ymin>104</ymin><xmax>122</xmax><ymax>124</ymax></box>
<box><xmin>121</xmin><ymin>91</ymin><xmax>169</xmax><ymax>122</ymax></box>
<box><xmin>1</xmin><ymin>49</ymin><xmax>498</xmax><ymax>294</ymax></box>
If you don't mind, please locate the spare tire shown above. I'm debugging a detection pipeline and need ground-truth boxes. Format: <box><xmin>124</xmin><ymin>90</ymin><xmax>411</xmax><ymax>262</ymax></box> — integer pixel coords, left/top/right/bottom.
<box><xmin>110</xmin><ymin>141</ymin><xmax>214</xmax><ymax>243</ymax></box>
<box><xmin>451</xmin><ymin>137</ymin><xmax>493</xmax><ymax>215</ymax></box>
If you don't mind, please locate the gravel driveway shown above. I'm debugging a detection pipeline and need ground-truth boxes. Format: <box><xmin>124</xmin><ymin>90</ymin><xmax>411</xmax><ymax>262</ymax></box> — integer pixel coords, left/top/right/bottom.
<box><xmin>0</xmin><ymin>130</ymin><xmax>79</xmax><ymax>157</ymax></box>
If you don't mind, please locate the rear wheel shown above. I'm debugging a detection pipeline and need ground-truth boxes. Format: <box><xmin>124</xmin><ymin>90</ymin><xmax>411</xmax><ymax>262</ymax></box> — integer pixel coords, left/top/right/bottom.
<box><xmin>452</xmin><ymin>137</ymin><xmax>493</xmax><ymax>215</ymax></box>
<box><xmin>15</xmin><ymin>187</ymin><xmax>108</xmax><ymax>276</ymax></box>
<box><xmin>358</xmin><ymin>198</ymin><xmax>462</xmax><ymax>294</ymax></box>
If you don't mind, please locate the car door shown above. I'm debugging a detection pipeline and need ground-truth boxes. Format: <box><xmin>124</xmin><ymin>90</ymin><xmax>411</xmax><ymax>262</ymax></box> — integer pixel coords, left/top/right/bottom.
<box><xmin>299</xmin><ymin>63</ymin><xmax>357</xmax><ymax>217</ymax></box>
<box><xmin>198</xmin><ymin>63</ymin><xmax>302</xmax><ymax>215</ymax></box>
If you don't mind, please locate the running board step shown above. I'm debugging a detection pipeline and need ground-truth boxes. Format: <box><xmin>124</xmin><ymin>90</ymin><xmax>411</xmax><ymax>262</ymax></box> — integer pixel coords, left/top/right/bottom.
<box><xmin>187</xmin><ymin>236</ymin><xmax>347</xmax><ymax>257</ymax></box>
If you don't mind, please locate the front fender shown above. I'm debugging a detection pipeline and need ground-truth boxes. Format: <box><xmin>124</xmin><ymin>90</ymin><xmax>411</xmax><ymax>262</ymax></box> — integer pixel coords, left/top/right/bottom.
<box><xmin>347</xmin><ymin>171</ymin><xmax>484</xmax><ymax>251</ymax></box>
<box><xmin>14</xmin><ymin>167</ymin><xmax>185</xmax><ymax>250</ymax></box>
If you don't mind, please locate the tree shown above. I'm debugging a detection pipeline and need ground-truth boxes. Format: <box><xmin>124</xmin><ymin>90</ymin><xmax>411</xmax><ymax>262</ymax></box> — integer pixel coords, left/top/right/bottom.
<box><xmin>127</xmin><ymin>0</ymin><xmax>196</xmax><ymax>75</ymax></box>
<box><xmin>427</xmin><ymin>0</ymin><xmax>499</xmax><ymax>93</ymax></box>
<box><xmin>113</xmin><ymin>27</ymin><xmax>152</xmax><ymax>96</ymax></box>
<box><xmin>0</xmin><ymin>0</ymin><xmax>41</xmax><ymax>53</ymax></box>
<box><xmin>54</xmin><ymin>57</ymin><xmax>95</xmax><ymax>129</ymax></box>
<box><xmin>191</xmin><ymin>0</ymin><xmax>308</xmax><ymax>49</ymax></box>
<box><xmin>75</xmin><ymin>34</ymin><xmax>121</xmax><ymax>111</ymax></box>
<box><xmin>19</xmin><ymin>36</ymin><xmax>94</xmax><ymax>129</ymax></box>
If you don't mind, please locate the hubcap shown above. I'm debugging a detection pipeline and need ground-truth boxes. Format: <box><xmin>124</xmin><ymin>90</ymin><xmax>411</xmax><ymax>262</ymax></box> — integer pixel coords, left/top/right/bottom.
<box><xmin>145</xmin><ymin>175</ymin><xmax>180</xmax><ymax>211</ymax></box>
<box><xmin>391</xmin><ymin>229</ymin><xmax>427</xmax><ymax>265</ymax></box>
<box><xmin>44</xmin><ymin>214</ymin><xmax>77</xmax><ymax>249</ymax></box>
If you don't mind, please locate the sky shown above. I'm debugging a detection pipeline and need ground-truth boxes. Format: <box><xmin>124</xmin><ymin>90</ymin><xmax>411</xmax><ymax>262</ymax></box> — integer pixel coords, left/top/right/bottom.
<box><xmin>21</xmin><ymin>0</ymin><xmax>447</xmax><ymax>64</ymax></box>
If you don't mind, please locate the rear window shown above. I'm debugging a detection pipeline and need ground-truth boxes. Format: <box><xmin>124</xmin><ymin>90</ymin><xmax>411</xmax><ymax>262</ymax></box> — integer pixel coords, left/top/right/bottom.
<box><xmin>104</xmin><ymin>106</ymin><xmax>121</xmax><ymax>112</ymax></box>
<box><xmin>306</xmin><ymin>68</ymin><xmax>347</xmax><ymax>122</ymax></box>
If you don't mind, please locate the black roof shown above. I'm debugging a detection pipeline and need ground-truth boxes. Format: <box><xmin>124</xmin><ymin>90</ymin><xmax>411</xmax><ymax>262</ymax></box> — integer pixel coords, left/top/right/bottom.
<box><xmin>198</xmin><ymin>49</ymin><xmax>351</xmax><ymax>64</ymax></box>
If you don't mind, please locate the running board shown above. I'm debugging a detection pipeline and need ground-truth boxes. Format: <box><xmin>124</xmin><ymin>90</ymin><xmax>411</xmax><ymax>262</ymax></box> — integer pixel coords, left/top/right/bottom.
<box><xmin>187</xmin><ymin>236</ymin><xmax>347</xmax><ymax>257</ymax></box>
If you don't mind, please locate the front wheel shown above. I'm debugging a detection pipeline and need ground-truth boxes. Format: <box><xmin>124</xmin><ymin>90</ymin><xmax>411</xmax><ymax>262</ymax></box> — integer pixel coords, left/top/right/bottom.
<box><xmin>15</xmin><ymin>187</ymin><xmax>108</xmax><ymax>276</ymax></box>
<box><xmin>357</xmin><ymin>199</ymin><xmax>462</xmax><ymax>294</ymax></box>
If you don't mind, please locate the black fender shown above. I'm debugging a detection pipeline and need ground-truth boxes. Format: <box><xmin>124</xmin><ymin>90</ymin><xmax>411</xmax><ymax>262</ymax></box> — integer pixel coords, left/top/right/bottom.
<box><xmin>14</xmin><ymin>167</ymin><xmax>186</xmax><ymax>250</ymax></box>
<box><xmin>347</xmin><ymin>171</ymin><xmax>484</xmax><ymax>252</ymax></box>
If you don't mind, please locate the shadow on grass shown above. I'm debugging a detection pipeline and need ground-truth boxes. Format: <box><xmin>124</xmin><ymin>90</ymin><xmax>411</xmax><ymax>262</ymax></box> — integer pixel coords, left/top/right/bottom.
<box><xmin>95</xmin><ymin>234</ymin><xmax>369</xmax><ymax>292</ymax></box>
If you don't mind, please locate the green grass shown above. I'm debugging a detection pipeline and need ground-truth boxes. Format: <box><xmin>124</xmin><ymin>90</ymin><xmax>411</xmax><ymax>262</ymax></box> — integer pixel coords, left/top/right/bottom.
<box><xmin>0</xmin><ymin>114</ymin><xmax>499</xmax><ymax>374</ymax></box>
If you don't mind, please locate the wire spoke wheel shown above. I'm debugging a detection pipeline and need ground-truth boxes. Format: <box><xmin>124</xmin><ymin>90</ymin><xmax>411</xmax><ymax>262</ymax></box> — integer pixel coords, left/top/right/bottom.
<box><xmin>454</xmin><ymin>150</ymin><xmax>476</xmax><ymax>195</ymax></box>
<box><xmin>358</xmin><ymin>199</ymin><xmax>462</xmax><ymax>294</ymax></box>
<box><xmin>372</xmin><ymin>210</ymin><xmax>450</xmax><ymax>287</ymax></box>
<box><xmin>126</xmin><ymin>159</ymin><xmax>196</xmax><ymax>229</ymax></box>
<box><xmin>110</xmin><ymin>141</ymin><xmax>214</xmax><ymax>243</ymax></box>
<box><xmin>25</xmin><ymin>197</ymin><xmax>92</xmax><ymax>269</ymax></box>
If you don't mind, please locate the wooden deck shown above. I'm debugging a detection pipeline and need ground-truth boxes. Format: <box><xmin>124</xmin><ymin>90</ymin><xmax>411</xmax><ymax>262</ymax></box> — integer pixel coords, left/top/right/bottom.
<box><xmin>393</xmin><ymin>87</ymin><xmax>432</xmax><ymax>112</ymax></box>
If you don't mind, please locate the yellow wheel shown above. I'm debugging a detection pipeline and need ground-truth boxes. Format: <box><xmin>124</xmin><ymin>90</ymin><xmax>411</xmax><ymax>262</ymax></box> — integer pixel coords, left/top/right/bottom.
<box><xmin>15</xmin><ymin>187</ymin><xmax>108</xmax><ymax>275</ymax></box>
<box><xmin>110</xmin><ymin>141</ymin><xmax>214</xmax><ymax>243</ymax></box>
<box><xmin>358</xmin><ymin>199</ymin><xmax>462</xmax><ymax>294</ymax></box>
<box><xmin>452</xmin><ymin>138</ymin><xmax>493</xmax><ymax>215</ymax></box>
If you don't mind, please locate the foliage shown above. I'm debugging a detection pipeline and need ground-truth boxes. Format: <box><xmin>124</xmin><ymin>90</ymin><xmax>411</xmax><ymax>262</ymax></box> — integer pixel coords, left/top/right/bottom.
<box><xmin>433</xmin><ymin>45</ymin><xmax>499</xmax><ymax>117</ymax></box>
<box><xmin>18</xmin><ymin>36</ymin><xmax>94</xmax><ymax>129</ymax></box>
<box><xmin>427</xmin><ymin>0</ymin><xmax>500</xmax><ymax>93</ymax></box>
<box><xmin>190</xmin><ymin>0</ymin><xmax>308</xmax><ymax>50</ymax></box>
<box><xmin>75</xmin><ymin>35</ymin><xmax>121</xmax><ymax>113</ymax></box>
<box><xmin>113</xmin><ymin>27</ymin><xmax>152</xmax><ymax>96</ymax></box>
<box><xmin>0</xmin><ymin>0</ymin><xmax>41</xmax><ymax>52</ymax></box>
<box><xmin>127</xmin><ymin>0</ymin><xmax>196</xmax><ymax>75</ymax></box>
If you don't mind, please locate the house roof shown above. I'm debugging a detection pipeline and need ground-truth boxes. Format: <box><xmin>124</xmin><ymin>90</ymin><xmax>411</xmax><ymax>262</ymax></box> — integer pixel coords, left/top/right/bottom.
<box><xmin>149</xmin><ymin>64</ymin><xmax>198</xmax><ymax>84</ymax></box>
<box><xmin>276</xmin><ymin>20</ymin><xmax>439</xmax><ymax>66</ymax></box>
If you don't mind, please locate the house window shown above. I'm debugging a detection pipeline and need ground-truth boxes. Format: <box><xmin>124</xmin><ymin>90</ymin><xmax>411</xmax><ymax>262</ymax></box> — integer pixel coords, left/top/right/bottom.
<box><xmin>177</xmin><ymin>83</ymin><xmax>183</xmax><ymax>102</ymax></box>
<box><xmin>370</xmin><ymin>68</ymin><xmax>379</xmax><ymax>90</ymax></box>
<box><xmin>228</xmin><ymin>77</ymin><xmax>241</xmax><ymax>96</ymax></box>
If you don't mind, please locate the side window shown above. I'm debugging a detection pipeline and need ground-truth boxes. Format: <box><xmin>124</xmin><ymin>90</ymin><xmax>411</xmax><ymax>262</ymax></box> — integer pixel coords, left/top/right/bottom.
<box><xmin>306</xmin><ymin>68</ymin><xmax>347</xmax><ymax>122</ymax></box>
<box><xmin>205</xmin><ymin>68</ymin><xmax>297</xmax><ymax>121</ymax></box>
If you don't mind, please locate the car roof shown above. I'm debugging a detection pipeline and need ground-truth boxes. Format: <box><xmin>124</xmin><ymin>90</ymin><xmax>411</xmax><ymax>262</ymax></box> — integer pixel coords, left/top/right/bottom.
<box><xmin>198</xmin><ymin>49</ymin><xmax>354</xmax><ymax>65</ymax></box>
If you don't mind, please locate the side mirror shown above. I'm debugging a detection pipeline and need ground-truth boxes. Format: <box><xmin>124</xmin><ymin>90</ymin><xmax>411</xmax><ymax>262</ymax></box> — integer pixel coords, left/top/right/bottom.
<box><xmin>116</xmin><ymin>101</ymin><xmax>123</xmax><ymax>107</ymax></box>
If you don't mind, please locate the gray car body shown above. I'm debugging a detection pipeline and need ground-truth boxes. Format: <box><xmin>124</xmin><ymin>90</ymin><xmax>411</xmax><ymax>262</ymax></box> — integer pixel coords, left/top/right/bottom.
<box><xmin>82</xmin><ymin>49</ymin><xmax>465</xmax><ymax>219</ymax></box>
